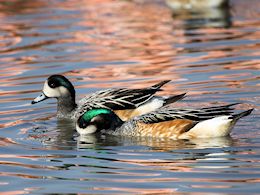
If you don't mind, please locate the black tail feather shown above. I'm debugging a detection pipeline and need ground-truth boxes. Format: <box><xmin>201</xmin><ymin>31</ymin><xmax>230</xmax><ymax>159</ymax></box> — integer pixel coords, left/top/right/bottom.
<box><xmin>202</xmin><ymin>103</ymin><xmax>241</xmax><ymax>111</ymax></box>
<box><xmin>229</xmin><ymin>109</ymin><xmax>254</xmax><ymax>121</ymax></box>
<box><xmin>150</xmin><ymin>80</ymin><xmax>171</xmax><ymax>90</ymax></box>
<box><xmin>163</xmin><ymin>93</ymin><xmax>186</xmax><ymax>106</ymax></box>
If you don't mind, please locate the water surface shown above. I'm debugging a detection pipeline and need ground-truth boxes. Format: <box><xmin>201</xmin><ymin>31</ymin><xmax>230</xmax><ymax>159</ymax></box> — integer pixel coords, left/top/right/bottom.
<box><xmin>0</xmin><ymin>0</ymin><xmax>259</xmax><ymax>194</ymax></box>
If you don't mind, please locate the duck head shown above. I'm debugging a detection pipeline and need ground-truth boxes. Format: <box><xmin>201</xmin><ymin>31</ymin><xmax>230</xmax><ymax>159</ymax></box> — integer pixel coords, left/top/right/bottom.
<box><xmin>76</xmin><ymin>108</ymin><xmax>123</xmax><ymax>135</ymax></box>
<box><xmin>32</xmin><ymin>75</ymin><xmax>76</xmax><ymax>104</ymax></box>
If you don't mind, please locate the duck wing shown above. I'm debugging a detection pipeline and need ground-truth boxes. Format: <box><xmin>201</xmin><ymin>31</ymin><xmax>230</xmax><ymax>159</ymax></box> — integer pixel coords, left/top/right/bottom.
<box><xmin>76</xmin><ymin>80</ymin><xmax>171</xmax><ymax>118</ymax></box>
<box><xmin>136</xmin><ymin>103</ymin><xmax>239</xmax><ymax>124</ymax></box>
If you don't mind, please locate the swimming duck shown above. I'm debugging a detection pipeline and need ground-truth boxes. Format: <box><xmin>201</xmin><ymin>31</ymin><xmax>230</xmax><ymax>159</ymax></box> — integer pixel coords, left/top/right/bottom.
<box><xmin>76</xmin><ymin>103</ymin><xmax>253</xmax><ymax>139</ymax></box>
<box><xmin>166</xmin><ymin>0</ymin><xmax>228</xmax><ymax>10</ymax></box>
<box><xmin>32</xmin><ymin>75</ymin><xmax>186</xmax><ymax>120</ymax></box>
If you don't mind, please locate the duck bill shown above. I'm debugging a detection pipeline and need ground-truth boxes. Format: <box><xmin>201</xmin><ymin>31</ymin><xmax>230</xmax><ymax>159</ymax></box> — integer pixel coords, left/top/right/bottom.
<box><xmin>31</xmin><ymin>92</ymin><xmax>49</xmax><ymax>104</ymax></box>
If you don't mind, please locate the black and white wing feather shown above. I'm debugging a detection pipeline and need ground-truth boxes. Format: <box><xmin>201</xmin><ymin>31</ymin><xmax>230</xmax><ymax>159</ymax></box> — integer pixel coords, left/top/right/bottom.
<box><xmin>75</xmin><ymin>80</ymin><xmax>170</xmax><ymax>118</ymax></box>
<box><xmin>136</xmin><ymin>103</ymin><xmax>239</xmax><ymax>124</ymax></box>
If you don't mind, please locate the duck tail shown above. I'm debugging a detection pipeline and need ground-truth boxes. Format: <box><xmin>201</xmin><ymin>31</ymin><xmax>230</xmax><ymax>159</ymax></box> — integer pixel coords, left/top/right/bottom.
<box><xmin>163</xmin><ymin>93</ymin><xmax>187</xmax><ymax>106</ymax></box>
<box><xmin>181</xmin><ymin>108</ymin><xmax>253</xmax><ymax>139</ymax></box>
<box><xmin>150</xmin><ymin>80</ymin><xmax>171</xmax><ymax>90</ymax></box>
<box><xmin>203</xmin><ymin>102</ymin><xmax>241</xmax><ymax>110</ymax></box>
<box><xmin>229</xmin><ymin>109</ymin><xmax>254</xmax><ymax>121</ymax></box>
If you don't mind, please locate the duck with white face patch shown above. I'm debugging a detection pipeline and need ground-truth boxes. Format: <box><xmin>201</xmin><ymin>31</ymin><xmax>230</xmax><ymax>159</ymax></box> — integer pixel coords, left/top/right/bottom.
<box><xmin>32</xmin><ymin>75</ymin><xmax>77</xmax><ymax>118</ymax></box>
<box><xmin>75</xmin><ymin>104</ymin><xmax>253</xmax><ymax>139</ymax></box>
<box><xmin>32</xmin><ymin>75</ymin><xmax>186</xmax><ymax>120</ymax></box>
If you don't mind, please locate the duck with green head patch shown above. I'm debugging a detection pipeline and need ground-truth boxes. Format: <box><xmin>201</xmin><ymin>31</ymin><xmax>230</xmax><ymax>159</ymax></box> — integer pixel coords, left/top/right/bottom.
<box><xmin>77</xmin><ymin>108</ymin><xmax>123</xmax><ymax>135</ymax></box>
<box><xmin>76</xmin><ymin>104</ymin><xmax>253</xmax><ymax>139</ymax></box>
<box><xmin>32</xmin><ymin>75</ymin><xmax>186</xmax><ymax>119</ymax></box>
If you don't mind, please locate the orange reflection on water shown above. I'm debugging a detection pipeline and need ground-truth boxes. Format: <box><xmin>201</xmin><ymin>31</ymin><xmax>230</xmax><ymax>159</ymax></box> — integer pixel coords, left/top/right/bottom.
<box><xmin>0</xmin><ymin>137</ymin><xmax>18</xmax><ymax>146</ymax></box>
<box><xmin>92</xmin><ymin>187</ymin><xmax>177</xmax><ymax>194</ymax></box>
<box><xmin>0</xmin><ymin>1</ymin><xmax>50</xmax><ymax>81</ymax></box>
<box><xmin>116</xmin><ymin>158</ymin><xmax>194</xmax><ymax>173</ymax></box>
<box><xmin>0</xmin><ymin>160</ymin><xmax>59</xmax><ymax>170</ymax></box>
<box><xmin>0</xmin><ymin>119</ymin><xmax>24</xmax><ymax>129</ymax></box>
<box><xmin>0</xmin><ymin>191</ymin><xmax>30</xmax><ymax>195</ymax></box>
<box><xmin>63</xmin><ymin>0</ymin><xmax>183</xmax><ymax>82</ymax></box>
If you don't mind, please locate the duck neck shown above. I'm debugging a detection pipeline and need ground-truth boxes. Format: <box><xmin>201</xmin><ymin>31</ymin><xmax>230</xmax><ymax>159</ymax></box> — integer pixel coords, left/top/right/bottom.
<box><xmin>111</xmin><ymin>114</ymin><xmax>124</xmax><ymax>129</ymax></box>
<box><xmin>57</xmin><ymin>95</ymin><xmax>77</xmax><ymax>118</ymax></box>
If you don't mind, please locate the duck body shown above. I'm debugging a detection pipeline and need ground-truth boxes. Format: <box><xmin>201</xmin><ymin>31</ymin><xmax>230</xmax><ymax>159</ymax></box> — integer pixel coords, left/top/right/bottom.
<box><xmin>32</xmin><ymin>75</ymin><xmax>185</xmax><ymax>120</ymax></box>
<box><xmin>166</xmin><ymin>0</ymin><xmax>228</xmax><ymax>10</ymax></box>
<box><xmin>76</xmin><ymin>104</ymin><xmax>253</xmax><ymax>139</ymax></box>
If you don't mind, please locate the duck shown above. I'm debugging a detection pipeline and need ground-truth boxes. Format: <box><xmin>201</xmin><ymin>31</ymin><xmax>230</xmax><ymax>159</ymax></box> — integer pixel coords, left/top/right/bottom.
<box><xmin>31</xmin><ymin>75</ymin><xmax>186</xmax><ymax>120</ymax></box>
<box><xmin>76</xmin><ymin>103</ymin><xmax>253</xmax><ymax>139</ymax></box>
<box><xmin>165</xmin><ymin>0</ymin><xmax>228</xmax><ymax>10</ymax></box>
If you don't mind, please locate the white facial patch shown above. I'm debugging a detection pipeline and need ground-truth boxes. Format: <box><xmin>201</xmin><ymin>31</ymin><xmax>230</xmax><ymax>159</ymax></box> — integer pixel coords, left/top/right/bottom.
<box><xmin>43</xmin><ymin>80</ymin><xmax>70</xmax><ymax>98</ymax></box>
<box><xmin>76</xmin><ymin>123</ymin><xmax>97</xmax><ymax>135</ymax></box>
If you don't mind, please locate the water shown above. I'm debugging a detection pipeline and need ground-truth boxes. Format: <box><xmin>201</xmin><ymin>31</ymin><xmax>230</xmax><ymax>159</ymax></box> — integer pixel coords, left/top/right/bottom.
<box><xmin>0</xmin><ymin>0</ymin><xmax>259</xmax><ymax>194</ymax></box>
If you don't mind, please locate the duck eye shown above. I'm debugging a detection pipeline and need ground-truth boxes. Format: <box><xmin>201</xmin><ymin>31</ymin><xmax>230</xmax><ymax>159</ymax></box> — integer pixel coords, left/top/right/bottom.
<box><xmin>78</xmin><ymin>117</ymin><xmax>88</xmax><ymax>128</ymax></box>
<box><xmin>49</xmin><ymin>82</ymin><xmax>56</xmax><ymax>88</ymax></box>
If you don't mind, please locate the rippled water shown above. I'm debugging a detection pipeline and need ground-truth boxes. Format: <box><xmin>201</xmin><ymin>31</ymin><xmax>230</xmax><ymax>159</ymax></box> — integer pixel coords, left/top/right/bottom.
<box><xmin>0</xmin><ymin>0</ymin><xmax>259</xmax><ymax>194</ymax></box>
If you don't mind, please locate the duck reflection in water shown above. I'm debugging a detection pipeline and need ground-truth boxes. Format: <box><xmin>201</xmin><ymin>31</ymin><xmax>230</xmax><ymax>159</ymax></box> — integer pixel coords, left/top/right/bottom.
<box><xmin>29</xmin><ymin>119</ymin><xmax>77</xmax><ymax>150</ymax></box>
<box><xmin>77</xmin><ymin>133</ymin><xmax>235</xmax><ymax>151</ymax></box>
<box><xmin>167</xmin><ymin>0</ymin><xmax>231</xmax><ymax>28</ymax></box>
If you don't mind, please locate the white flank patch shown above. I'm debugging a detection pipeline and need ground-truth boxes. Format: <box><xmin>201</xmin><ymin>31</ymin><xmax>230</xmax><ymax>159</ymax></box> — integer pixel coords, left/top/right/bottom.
<box><xmin>181</xmin><ymin>116</ymin><xmax>234</xmax><ymax>139</ymax></box>
<box><xmin>76</xmin><ymin>123</ymin><xmax>97</xmax><ymax>135</ymax></box>
<box><xmin>43</xmin><ymin>81</ymin><xmax>69</xmax><ymax>98</ymax></box>
<box><xmin>136</xmin><ymin>97</ymin><xmax>164</xmax><ymax>115</ymax></box>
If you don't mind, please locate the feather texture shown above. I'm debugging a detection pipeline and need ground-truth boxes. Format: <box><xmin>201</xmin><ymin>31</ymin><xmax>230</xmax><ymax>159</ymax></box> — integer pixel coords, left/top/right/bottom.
<box><xmin>74</xmin><ymin>80</ymin><xmax>171</xmax><ymax>118</ymax></box>
<box><xmin>135</xmin><ymin>103</ymin><xmax>238</xmax><ymax>124</ymax></box>
<box><xmin>76</xmin><ymin>104</ymin><xmax>253</xmax><ymax>139</ymax></box>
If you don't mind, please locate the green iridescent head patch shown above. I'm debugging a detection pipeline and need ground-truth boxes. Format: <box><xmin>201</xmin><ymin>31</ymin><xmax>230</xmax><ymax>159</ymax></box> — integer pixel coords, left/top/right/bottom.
<box><xmin>82</xmin><ymin>108</ymin><xmax>111</xmax><ymax>122</ymax></box>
